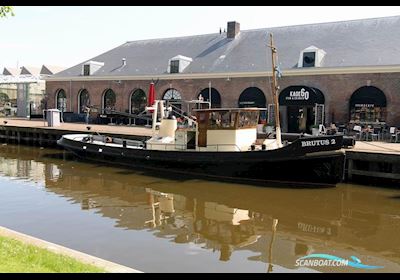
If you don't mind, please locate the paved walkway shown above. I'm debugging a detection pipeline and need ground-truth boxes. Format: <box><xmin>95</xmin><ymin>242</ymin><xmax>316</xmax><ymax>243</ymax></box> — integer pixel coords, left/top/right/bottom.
<box><xmin>347</xmin><ymin>141</ymin><xmax>400</xmax><ymax>155</ymax></box>
<box><xmin>0</xmin><ymin>226</ymin><xmax>142</xmax><ymax>273</ymax></box>
<box><xmin>0</xmin><ymin>117</ymin><xmax>153</xmax><ymax>137</ymax></box>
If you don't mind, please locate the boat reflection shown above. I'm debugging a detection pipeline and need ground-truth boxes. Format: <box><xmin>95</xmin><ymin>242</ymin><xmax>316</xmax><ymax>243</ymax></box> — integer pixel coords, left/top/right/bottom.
<box><xmin>1</xmin><ymin>144</ymin><xmax>400</xmax><ymax>272</ymax></box>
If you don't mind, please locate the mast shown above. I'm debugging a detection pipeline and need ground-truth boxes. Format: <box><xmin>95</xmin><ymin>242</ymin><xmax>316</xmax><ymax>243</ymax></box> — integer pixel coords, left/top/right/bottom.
<box><xmin>269</xmin><ymin>33</ymin><xmax>283</xmax><ymax>147</ymax></box>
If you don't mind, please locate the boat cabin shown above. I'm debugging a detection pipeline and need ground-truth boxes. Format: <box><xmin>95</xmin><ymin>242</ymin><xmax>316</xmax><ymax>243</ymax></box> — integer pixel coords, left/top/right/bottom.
<box><xmin>146</xmin><ymin>101</ymin><xmax>279</xmax><ymax>152</ymax></box>
<box><xmin>194</xmin><ymin>108</ymin><xmax>259</xmax><ymax>151</ymax></box>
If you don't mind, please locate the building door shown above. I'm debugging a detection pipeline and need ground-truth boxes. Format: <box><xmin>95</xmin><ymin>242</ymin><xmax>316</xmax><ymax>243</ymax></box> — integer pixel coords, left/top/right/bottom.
<box><xmin>287</xmin><ymin>106</ymin><xmax>316</xmax><ymax>133</ymax></box>
<box><xmin>197</xmin><ymin>112</ymin><xmax>208</xmax><ymax>147</ymax></box>
<box><xmin>279</xmin><ymin>86</ymin><xmax>325</xmax><ymax>133</ymax></box>
<box><xmin>287</xmin><ymin>106</ymin><xmax>300</xmax><ymax>133</ymax></box>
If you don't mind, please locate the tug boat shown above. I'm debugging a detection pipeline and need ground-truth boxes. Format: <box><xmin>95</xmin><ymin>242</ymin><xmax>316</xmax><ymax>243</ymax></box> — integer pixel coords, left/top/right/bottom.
<box><xmin>57</xmin><ymin>34</ymin><xmax>350</xmax><ymax>186</ymax></box>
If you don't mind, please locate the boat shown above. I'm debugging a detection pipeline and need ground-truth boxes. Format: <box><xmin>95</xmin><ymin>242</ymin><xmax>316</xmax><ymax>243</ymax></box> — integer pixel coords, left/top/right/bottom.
<box><xmin>57</xmin><ymin>34</ymin><xmax>352</xmax><ymax>186</ymax></box>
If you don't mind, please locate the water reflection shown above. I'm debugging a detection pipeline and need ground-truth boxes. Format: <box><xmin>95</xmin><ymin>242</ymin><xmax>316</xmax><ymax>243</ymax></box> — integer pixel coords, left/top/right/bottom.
<box><xmin>1</xmin><ymin>144</ymin><xmax>400</xmax><ymax>272</ymax></box>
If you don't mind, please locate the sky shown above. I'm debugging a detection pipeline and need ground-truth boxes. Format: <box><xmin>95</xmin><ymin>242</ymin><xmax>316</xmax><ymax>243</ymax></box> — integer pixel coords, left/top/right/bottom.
<box><xmin>1</xmin><ymin>6</ymin><xmax>400</xmax><ymax>72</ymax></box>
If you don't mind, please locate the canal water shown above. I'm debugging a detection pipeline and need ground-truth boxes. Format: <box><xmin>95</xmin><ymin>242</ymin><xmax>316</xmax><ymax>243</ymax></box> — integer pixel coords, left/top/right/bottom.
<box><xmin>0</xmin><ymin>144</ymin><xmax>400</xmax><ymax>273</ymax></box>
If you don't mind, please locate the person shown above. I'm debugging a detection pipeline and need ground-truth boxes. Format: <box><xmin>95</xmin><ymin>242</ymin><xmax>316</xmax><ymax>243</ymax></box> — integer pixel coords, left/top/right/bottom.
<box><xmin>84</xmin><ymin>105</ymin><xmax>91</xmax><ymax>124</ymax></box>
<box><xmin>329</xmin><ymin>123</ymin><xmax>337</xmax><ymax>135</ymax></box>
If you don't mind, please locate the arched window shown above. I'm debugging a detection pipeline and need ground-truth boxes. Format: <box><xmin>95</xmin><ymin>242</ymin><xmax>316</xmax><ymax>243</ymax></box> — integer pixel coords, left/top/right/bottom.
<box><xmin>78</xmin><ymin>89</ymin><xmax>90</xmax><ymax>114</ymax></box>
<box><xmin>198</xmin><ymin>88</ymin><xmax>221</xmax><ymax>108</ymax></box>
<box><xmin>163</xmin><ymin>88</ymin><xmax>182</xmax><ymax>100</ymax></box>
<box><xmin>0</xmin><ymin>92</ymin><xmax>10</xmax><ymax>106</ymax></box>
<box><xmin>163</xmin><ymin>88</ymin><xmax>182</xmax><ymax>113</ymax></box>
<box><xmin>349</xmin><ymin>86</ymin><xmax>387</xmax><ymax>123</ymax></box>
<box><xmin>239</xmin><ymin>87</ymin><xmax>267</xmax><ymax>123</ymax></box>
<box><xmin>56</xmin><ymin>89</ymin><xmax>67</xmax><ymax>112</ymax></box>
<box><xmin>130</xmin><ymin>89</ymin><xmax>147</xmax><ymax>114</ymax></box>
<box><xmin>102</xmin><ymin>89</ymin><xmax>116</xmax><ymax>114</ymax></box>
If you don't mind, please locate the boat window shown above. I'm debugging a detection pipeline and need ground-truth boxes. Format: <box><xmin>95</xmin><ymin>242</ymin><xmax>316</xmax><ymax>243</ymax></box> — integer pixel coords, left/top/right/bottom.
<box><xmin>238</xmin><ymin>111</ymin><xmax>259</xmax><ymax>128</ymax></box>
<box><xmin>208</xmin><ymin>111</ymin><xmax>236</xmax><ymax>129</ymax></box>
<box><xmin>221</xmin><ymin>111</ymin><xmax>236</xmax><ymax>128</ymax></box>
<box><xmin>208</xmin><ymin>112</ymin><xmax>221</xmax><ymax>129</ymax></box>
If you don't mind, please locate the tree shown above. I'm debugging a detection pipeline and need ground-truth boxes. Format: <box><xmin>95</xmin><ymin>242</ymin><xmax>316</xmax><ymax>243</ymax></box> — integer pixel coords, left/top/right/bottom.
<box><xmin>0</xmin><ymin>6</ymin><xmax>14</xmax><ymax>18</ymax></box>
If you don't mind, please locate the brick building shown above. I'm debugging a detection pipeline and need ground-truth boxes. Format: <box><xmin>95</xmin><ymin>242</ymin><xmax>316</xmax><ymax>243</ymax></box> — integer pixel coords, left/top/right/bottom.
<box><xmin>46</xmin><ymin>16</ymin><xmax>400</xmax><ymax>133</ymax></box>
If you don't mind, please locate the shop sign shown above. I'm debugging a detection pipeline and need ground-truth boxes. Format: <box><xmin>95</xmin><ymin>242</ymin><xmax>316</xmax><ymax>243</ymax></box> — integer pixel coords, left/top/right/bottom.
<box><xmin>354</xmin><ymin>104</ymin><xmax>374</xmax><ymax>108</ymax></box>
<box><xmin>286</xmin><ymin>88</ymin><xmax>310</xmax><ymax>101</ymax></box>
<box><xmin>239</xmin><ymin>101</ymin><xmax>255</xmax><ymax>105</ymax></box>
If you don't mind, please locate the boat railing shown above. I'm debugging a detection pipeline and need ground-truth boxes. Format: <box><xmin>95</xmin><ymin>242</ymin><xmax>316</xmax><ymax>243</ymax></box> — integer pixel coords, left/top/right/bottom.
<box><xmin>70</xmin><ymin>135</ymin><xmax>145</xmax><ymax>148</ymax></box>
<box><xmin>169</xmin><ymin>103</ymin><xmax>198</xmax><ymax>129</ymax></box>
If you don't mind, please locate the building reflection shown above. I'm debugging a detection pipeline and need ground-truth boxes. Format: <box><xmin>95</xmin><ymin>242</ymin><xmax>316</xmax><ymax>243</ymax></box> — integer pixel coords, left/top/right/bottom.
<box><xmin>1</xmin><ymin>144</ymin><xmax>400</xmax><ymax>271</ymax></box>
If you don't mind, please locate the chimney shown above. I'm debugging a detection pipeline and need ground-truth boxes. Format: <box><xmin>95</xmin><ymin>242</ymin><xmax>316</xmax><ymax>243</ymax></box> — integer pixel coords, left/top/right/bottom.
<box><xmin>227</xmin><ymin>21</ymin><xmax>240</xmax><ymax>39</ymax></box>
<box><xmin>122</xmin><ymin>58</ymin><xmax>126</xmax><ymax>66</ymax></box>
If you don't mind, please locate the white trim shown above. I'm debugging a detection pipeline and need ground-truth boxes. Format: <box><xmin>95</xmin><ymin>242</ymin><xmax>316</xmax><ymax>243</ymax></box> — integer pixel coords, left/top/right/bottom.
<box><xmin>45</xmin><ymin>65</ymin><xmax>400</xmax><ymax>82</ymax></box>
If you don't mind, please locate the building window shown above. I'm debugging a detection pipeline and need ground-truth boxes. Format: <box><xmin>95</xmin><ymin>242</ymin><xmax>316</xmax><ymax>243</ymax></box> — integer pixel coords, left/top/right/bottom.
<box><xmin>130</xmin><ymin>89</ymin><xmax>146</xmax><ymax>114</ymax></box>
<box><xmin>103</xmin><ymin>89</ymin><xmax>116</xmax><ymax>114</ymax></box>
<box><xmin>350</xmin><ymin>105</ymin><xmax>386</xmax><ymax>124</ymax></box>
<box><xmin>163</xmin><ymin>88</ymin><xmax>181</xmax><ymax>100</ymax></box>
<box><xmin>83</xmin><ymin>65</ymin><xmax>90</xmax><ymax>76</ymax></box>
<box><xmin>78</xmin><ymin>89</ymin><xmax>90</xmax><ymax>114</ymax></box>
<box><xmin>198</xmin><ymin>88</ymin><xmax>222</xmax><ymax>108</ymax></box>
<box><xmin>302</xmin><ymin>52</ymin><xmax>315</xmax><ymax>67</ymax></box>
<box><xmin>56</xmin><ymin>89</ymin><xmax>67</xmax><ymax>112</ymax></box>
<box><xmin>163</xmin><ymin>88</ymin><xmax>182</xmax><ymax>114</ymax></box>
<box><xmin>170</xmin><ymin>60</ymin><xmax>179</xmax><ymax>73</ymax></box>
<box><xmin>349</xmin><ymin>86</ymin><xmax>387</xmax><ymax>124</ymax></box>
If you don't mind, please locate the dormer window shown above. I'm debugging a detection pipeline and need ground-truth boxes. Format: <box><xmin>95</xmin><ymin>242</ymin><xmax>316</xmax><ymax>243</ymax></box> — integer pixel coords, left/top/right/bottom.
<box><xmin>298</xmin><ymin>46</ymin><xmax>326</xmax><ymax>68</ymax></box>
<box><xmin>82</xmin><ymin>61</ymin><xmax>104</xmax><ymax>76</ymax></box>
<box><xmin>170</xmin><ymin>60</ymin><xmax>180</xmax><ymax>74</ymax></box>
<box><xmin>83</xmin><ymin>65</ymin><xmax>90</xmax><ymax>76</ymax></box>
<box><xmin>167</xmin><ymin>55</ymin><xmax>192</xmax><ymax>74</ymax></box>
<box><xmin>302</xmin><ymin>52</ymin><xmax>316</xmax><ymax>67</ymax></box>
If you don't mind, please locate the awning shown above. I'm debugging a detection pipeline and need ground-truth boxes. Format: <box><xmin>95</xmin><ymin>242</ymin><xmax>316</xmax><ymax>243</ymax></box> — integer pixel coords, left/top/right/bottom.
<box><xmin>279</xmin><ymin>86</ymin><xmax>325</xmax><ymax>106</ymax></box>
<box><xmin>350</xmin><ymin>86</ymin><xmax>387</xmax><ymax>108</ymax></box>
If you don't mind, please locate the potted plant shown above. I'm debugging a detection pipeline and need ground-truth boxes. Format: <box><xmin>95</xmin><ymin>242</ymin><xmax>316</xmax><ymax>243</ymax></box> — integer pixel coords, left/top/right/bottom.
<box><xmin>311</xmin><ymin>124</ymin><xmax>320</xmax><ymax>136</ymax></box>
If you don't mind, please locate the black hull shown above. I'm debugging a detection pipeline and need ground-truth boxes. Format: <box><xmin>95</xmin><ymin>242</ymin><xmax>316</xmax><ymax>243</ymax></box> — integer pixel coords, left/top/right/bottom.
<box><xmin>57</xmin><ymin>134</ymin><xmax>345</xmax><ymax>187</ymax></box>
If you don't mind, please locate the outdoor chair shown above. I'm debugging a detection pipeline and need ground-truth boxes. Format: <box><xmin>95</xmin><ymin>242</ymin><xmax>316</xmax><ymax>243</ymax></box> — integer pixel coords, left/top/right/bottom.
<box><xmin>337</xmin><ymin>125</ymin><xmax>348</xmax><ymax>135</ymax></box>
<box><xmin>370</xmin><ymin>127</ymin><xmax>381</xmax><ymax>141</ymax></box>
<box><xmin>353</xmin><ymin>125</ymin><xmax>362</xmax><ymax>140</ymax></box>
<box><xmin>318</xmin><ymin>124</ymin><xmax>327</xmax><ymax>135</ymax></box>
<box><xmin>389</xmin><ymin>127</ymin><xmax>398</xmax><ymax>143</ymax></box>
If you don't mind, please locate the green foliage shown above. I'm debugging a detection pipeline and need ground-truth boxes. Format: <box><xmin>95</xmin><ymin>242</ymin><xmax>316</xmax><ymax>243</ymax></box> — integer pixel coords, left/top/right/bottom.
<box><xmin>0</xmin><ymin>236</ymin><xmax>105</xmax><ymax>272</ymax></box>
<box><xmin>0</xmin><ymin>6</ymin><xmax>14</xmax><ymax>18</ymax></box>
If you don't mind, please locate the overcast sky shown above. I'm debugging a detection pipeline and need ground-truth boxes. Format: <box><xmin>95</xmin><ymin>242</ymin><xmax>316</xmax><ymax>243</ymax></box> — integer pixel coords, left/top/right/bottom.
<box><xmin>1</xmin><ymin>6</ymin><xmax>400</xmax><ymax>71</ymax></box>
